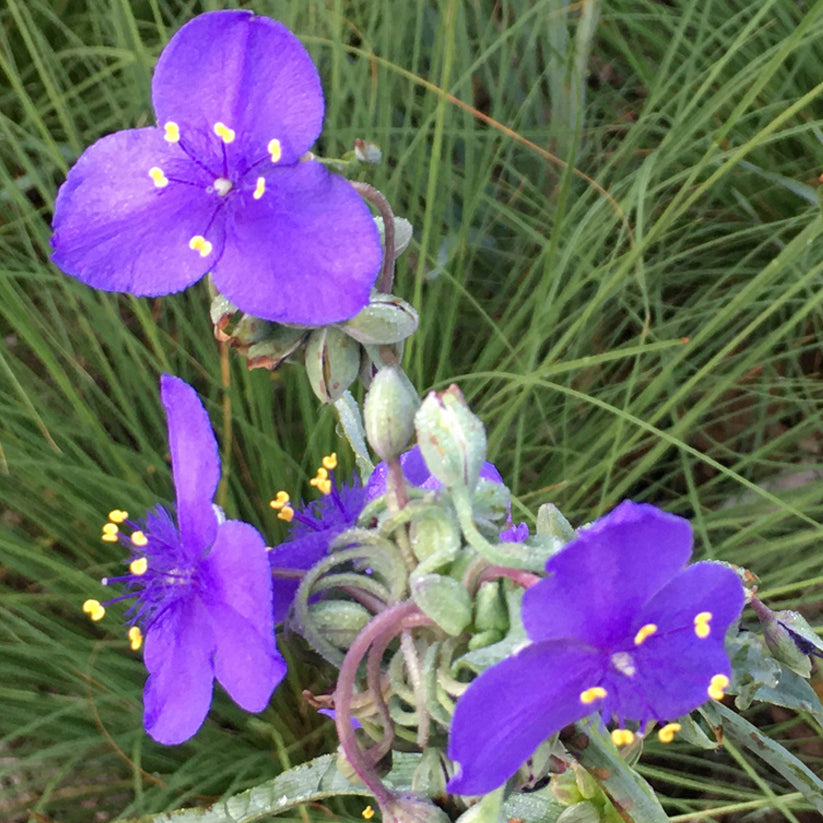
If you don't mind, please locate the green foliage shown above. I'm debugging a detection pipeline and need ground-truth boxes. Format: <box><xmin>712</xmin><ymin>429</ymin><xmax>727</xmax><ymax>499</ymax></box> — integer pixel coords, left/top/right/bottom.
<box><xmin>2</xmin><ymin>0</ymin><xmax>823</xmax><ymax>820</ymax></box>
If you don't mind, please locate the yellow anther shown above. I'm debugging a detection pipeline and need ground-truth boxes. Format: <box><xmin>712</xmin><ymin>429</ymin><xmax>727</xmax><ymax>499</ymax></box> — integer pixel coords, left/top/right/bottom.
<box><xmin>102</xmin><ymin>532</ymin><xmax>119</xmax><ymax>543</ymax></box>
<box><xmin>708</xmin><ymin>673</ymin><xmax>730</xmax><ymax>701</ymax></box>
<box><xmin>253</xmin><ymin>177</ymin><xmax>266</xmax><ymax>200</ymax></box>
<box><xmin>163</xmin><ymin>121</ymin><xmax>180</xmax><ymax>143</ymax></box>
<box><xmin>694</xmin><ymin>611</ymin><xmax>713</xmax><ymax>639</ymax></box>
<box><xmin>82</xmin><ymin>598</ymin><xmax>106</xmax><ymax>622</ymax></box>
<box><xmin>269</xmin><ymin>491</ymin><xmax>290</xmax><ymax>510</ymax></box>
<box><xmin>322</xmin><ymin>453</ymin><xmax>338</xmax><ymax>470</ymax></box>
<box><xmin>268</xmin><ymin>138</ymin><xmax>282</xmax><ymax>163</ymax></box>
<box><xmin>579</xmin><ymin>686</ymin><xmax>607</xmax><ymax>705</ymax></box>
<box><xmin>189</xmin><ymin>235</ymin><xmax>213</xmax><ymax>257</ymax></box>
<box><xmin>310</xmin><ymin>467</ymin><xmax>332</xmax><ymax>495</ymax></box>
<box><xmin>277</xmin><ymin>505</ymin><xmax>295</xmax><ymax>523</ymax></box>
<box><xmin>633</xmin><ymin>623</ymin><xmax>657</xmax><ymax>646</ymax></box>
<box><xmin>131</xmin><ymin>530</ymin><xmax>148</xmax><ymax>548</ymax></box>
<box><xmin>108</xmin><ymin>509</ymin><xmax>128</xmax><ymax>523</ymax></box>
<box><xmin>214</xmin><ymin>122</ymin><xmax>235</xmax><ymax>143</ymax></box>
<box><xmin>128</xmin><ymin>626</ymin><xmax>143</xmax><ymax>651</ymax></box>
<box><xmin>610</xmin><ymin>728</ymin><xmax>635</xmax><ymax>747</ymax></box>
<box><xmin>129</xmin><ymin>557</ymin><xmax>148</xmax><ymax>576</ymax></box>
<box><xmin>657</xmin><ymin>722</ymin><xmax>681</xmax><ymax>744</ymax></box>
<box><xmin>102</xmin><ymin>522</ymin><xmax>119</xmax><ymax>536</ymax></box>
<box><xmin>362</xmin><ymin>806</ymin><xmax>375</xmax><ymax>820</ymax></box>
<box><xmin>148</xmin><ymin>167</ymin><xmax>169</xmax><ymax>188</ymax></box>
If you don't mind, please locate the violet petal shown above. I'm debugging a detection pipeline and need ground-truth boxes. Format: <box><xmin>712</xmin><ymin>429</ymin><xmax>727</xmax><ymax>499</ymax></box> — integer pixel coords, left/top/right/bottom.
<box><xmin>447</xmin><ymin>643</ymin><xmax>603</xmax><ymax>796</ymax></box>
<box><xmin>160</xmin><ymin>374</ymin><xmax>219</xmax><ymax>558</ymax></box>
<box><xmin>523</xmin><ymin>501</ymin><xmax>693</xmax><ymax>648</ymax></box>
<box><xmin>151</xmin><ymin>10</ymin><xmax>323</xmax><ymax>167</ymax></box>
<box><xmin>51</xmin><ymin>129</ymin><xmax>217</xmax><ymax>295</ymax></box>
<box><xmin>142</xmin><ymin>598</ymin><xmax>215</xmax><ymax>744</ymax></box>
<box><xmin>211</xmin><ymin>161</ymin><xmax>380</xmax><ymax>324</ymax></box>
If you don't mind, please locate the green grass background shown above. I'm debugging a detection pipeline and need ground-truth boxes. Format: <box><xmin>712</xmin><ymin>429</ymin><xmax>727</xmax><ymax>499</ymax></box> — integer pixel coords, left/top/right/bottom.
<box><xmin>2</xmin><ymin>0</ymin><xmax>823</xmax><ymax>820</ymax></box>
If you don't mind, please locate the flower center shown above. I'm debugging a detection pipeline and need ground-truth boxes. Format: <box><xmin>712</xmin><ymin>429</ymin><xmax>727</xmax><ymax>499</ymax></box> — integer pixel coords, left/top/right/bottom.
<box><xmin>611</xmin><ymin>651</ymin><xmax>636</xmax><ymax>677</ymax></box>
<box><xmin>214</xmin><ymin>177</ymin><xmax>233</xmax><ymax>196</ymax></box>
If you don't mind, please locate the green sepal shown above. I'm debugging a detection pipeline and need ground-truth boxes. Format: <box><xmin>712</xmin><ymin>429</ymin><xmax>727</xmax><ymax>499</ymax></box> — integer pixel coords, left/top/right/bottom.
<box><xmin>340</xmin><ymin>291</ymin><xmax>419</xmax><ymax>346</ymax></box>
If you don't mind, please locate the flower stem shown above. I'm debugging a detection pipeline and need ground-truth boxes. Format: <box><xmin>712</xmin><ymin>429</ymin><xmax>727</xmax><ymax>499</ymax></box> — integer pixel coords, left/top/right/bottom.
<box><xmin>333</xmin><ymin>601</ymin><xmax>433</xmax><ymax>807</ymax></box>
<box><xmin>352</xmin><ymin>182</ymin><xmax>396</xmax><ymax>294</ymax></box>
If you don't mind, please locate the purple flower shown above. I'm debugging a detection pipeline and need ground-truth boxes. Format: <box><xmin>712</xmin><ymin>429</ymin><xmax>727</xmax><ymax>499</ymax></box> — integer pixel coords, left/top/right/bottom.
<box><xmin>365</xmin><ymin>445</ymin><xmax>504</xmax><ymax>500</ymax></box>
<box><xmin>446</xmin><ymin>501</ymin><xmax>744</xmax><ymax>795</ymax></box>
<box><xmin>51</xmin><ymin>10</ymin><xmax>381</xmax><ymax>325</ymax></box>
<box><xmin>269</xmin><ymin>459</ymin><xmax>366</xmax><ymax>624</ymax></box>
<box><xmin>92</xmin><ymin>374</ymin><xmax>286</xmax><ymax>744</ymax></box>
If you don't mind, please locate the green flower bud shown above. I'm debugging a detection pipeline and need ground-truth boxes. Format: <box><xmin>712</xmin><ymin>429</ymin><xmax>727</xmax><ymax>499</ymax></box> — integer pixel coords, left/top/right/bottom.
<box><xmin>474</xmin><ymin>581</ymin><xmax>509</xmax><ymax>633</ymax></box>
<box><xmin>376</xmin><ymin>215</ymin><xmax>414</xmax><ymax>257</ymax></box>
<box><xmin>339</xmin><ymin>292</ymin><xmax>419</xmax><ymax>346</ymax></box>
<box><xmin>411</xmin><ymin>574</ymin><xmax>472</xmax><ymax>636</ymax></box>
<box><xmin>307</xmin><ymin>600</ymin><xmax>372</xmax><ymax>650</ymax></box>
<box><xmin>305</xmin><ymin>326</ymin><xmax>361</xmax><ymax>403</ymax></box>
<box><xmin>752</xmin><ymin>598</ymin><xmax>823</xmax><ymax>678</ymax></box>
<box><xmin>414</xmin><ymin>385</ymin><xmax>487</xmax><ymax>491</ymax></box>
<box><xmin>409</xmin><ymin>507</ymin><xmax>461</xmax><ymax>566</ymax></box>
<box><xmin>363</xmin><ymin>366</ymin><xmax>419</xmax><ymax>461</ymax></box>
<box><xmin>536</xmin><ymin>502</ymin><xmax>576</xmax><ymax>542</ymax></box>
<box><xmin>381</xmin><ymin>792</ymin><xmax>451</xmax><ymax>823</ymax></box>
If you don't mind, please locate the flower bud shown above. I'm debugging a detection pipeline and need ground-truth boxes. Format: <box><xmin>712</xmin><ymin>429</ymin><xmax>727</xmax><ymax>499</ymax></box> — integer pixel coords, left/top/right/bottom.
<box><xmin>409</xmin><ymin>507</ymin><xmax>461</xmax><ymax>567</ymax></box>
<box><xmin>414</xmin><ymin>385</ymin><xmax>487</xmax><ymax>491</ymax></box>
<box><xmin>474</xmin><ymin>581</ymin><xmax>509</xmax><ymax>633</ymax></box>
<box><xmin>340</xmin><ymin>292</ymin><xmax>419</xmax><ymax>346</ymax></box>
<box><xmin>380</xmin><ymin>792</ymin><xmax>451</xmax><ymax>823</ymax></box>
<box><xmin>305</xmin><ymin>326</ymin><xmax>361</xmax><ymax>403</ymax></box>
<box><xmin>752</xmin><ymin>599</ymin><xmax>823</xmax><ymax>678</ymax></box>
<box><xmin>308</xmin><ymin>600</ymin><xmax>372</xmax><ymax>650</ymax></box>
<box><xmin>363</xmin><ymin>366</ymin><xmax>419</xmax><ymax>461</ymax></box>
<box><xmin>411</xmin><ymin>574</ymin><xmax>472</xmax><ymax>636</ymax></box>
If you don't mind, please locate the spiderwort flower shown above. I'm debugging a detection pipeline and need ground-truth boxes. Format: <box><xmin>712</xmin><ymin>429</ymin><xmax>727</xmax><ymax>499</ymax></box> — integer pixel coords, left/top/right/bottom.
<box><xmin>51</xmin><ymin>10</ymin><xmax>382</xmax><ymax>325</ymax></box>
<box><xmin>446</xmin><ymin>501</ymin><xmax>744</xmax><ymax>795</ymax></box>
<box><xmin>268</xmin><ymin>454</ymin><xmax>366</xmax><ymax>624</ymax></box>
<box><xmin>84</xmin><ymin>374</ymin><xmax>286</xmax><ymax>744</ymax></box>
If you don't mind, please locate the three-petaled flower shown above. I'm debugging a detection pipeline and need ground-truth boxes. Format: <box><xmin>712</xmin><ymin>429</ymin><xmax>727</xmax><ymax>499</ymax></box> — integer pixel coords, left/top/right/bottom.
<box><xmin>51</xmin><ymin>10</ymin><xmax>381</xmax><ymax>325</ymax></box>
<box><xmin>88</xmin><ymin>374</ymin><xmax>286</xmax><ymax>744</ymax></box>
<box><xmin>446</xmin><ymin>500</ymin><xmax>744</xmax><ymax>795</ymax></box>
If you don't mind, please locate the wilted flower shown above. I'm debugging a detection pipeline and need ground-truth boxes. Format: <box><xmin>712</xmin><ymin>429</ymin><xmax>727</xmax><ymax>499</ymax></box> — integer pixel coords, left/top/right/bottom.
<box><xmin>52</xmin><ymin>10</ymin><xmax>381</xmax><ymax>325</ymax></box>
<box><xmin>446</xmin><ymin>500</ymin><xmax>744</xmax><ymax>795</ymax></box>
<box><xmin>268</xmin><ymin>454</ymin><xmax>366</xmax><ymax>624</ymax></box>
<box><xmin>84</xmin><ymin>374</ymin><xmax>286</xmax><ymax>744</ymax></box>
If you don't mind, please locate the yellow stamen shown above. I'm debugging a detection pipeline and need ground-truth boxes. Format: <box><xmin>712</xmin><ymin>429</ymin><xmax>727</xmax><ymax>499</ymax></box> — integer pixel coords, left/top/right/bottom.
<box><xmin>163</xmin><ymin>121</ymin><xmax>180</xmax><ymax>143</ymax></box>
<box><xmin>270</xmin><ymin>491</ymin><xmax>290</xmax><ymax>510</ymax></box>
<box><xmin>189</xmin><ymin>235</ymin><xmax>213</xmax><ymax>257</ymax></box>
<box><xmin>277</xmin><ymin>505</ymin><xmax>295</xmax><ymax>523</ymax></box>
<box><xmin>102</xmin><ymin>533</ymin><xmax>119</xmax><ymax>543</ymax></box>
<box><xmin>148</xmin><ymin>166</ymin><xmax>168</xmax><ymax>188</ymax></box>
<box><xmin>82</xmin><ymin>598</ymin><xmax>106</xmax><ymax>622</ymax></box>
<box><xmin>102</xmin><ymin>522</ymin><xmax>119</xmax><ymax>536</ymax></box>
<box><xmin>253</xmin><ymin>177</ymin><xmax>266</xmax><ymax>200</ymax></box>
<box><xmin>633</xmin><ymin>623</ymin><xmax>657</xmax><ymax>646</ymax></box>
<box><xmin>322</xmin><ymin>453</ymin><xmax>338</xmax><ymax>470</ymax></box>
<box><xmin>310</xmin><ymin>467</ymin><xmax>331</xmax><ymax>495</ymax></box>
<box><xmin>108</xmin><ymin>509</ymin><xmax>128</xmax><ymax>523</ymax></box>
<box><xmin>129</xmin><ymin>557</ymin><xmax>148</xmax><ymax>576</ymax></box>
<box><xmin>362</xmin><ymin>806</ymin><xmax>375</xmax><ymax>820</ymax></box>
<box><xmin>694</xmin><ymin>611</ymin><xmax>712</xmax><ymax>639</ymax></box>
<box><xmin>708</xmin><ymin>673</ymin><xmax>730</xmax><ymax>701</ymax></box>
<box><xmin>268</xmin><ymin>138</ymin><xmax>282</xmax><ymax>163</ymax></box>
<box><xmin>128</xmin><ymin>626</ymin><xmax>143</xmax><ymax>651</ymax></box>
<box><xmin>131</xmin><ymin>531</ymin><xmax>148</xmax><ymax>548</ymax></box>
<box><xmin>657</xmin><ymin>722</ymin><xmax>681</xmax><ymax>744</ymax></box>
<box><xmin>611</xmin><ymin>728</ymin><xmax>635</xmax><ymax>747</ymax></box>
<box><xmin>579</xmin><ymin>686</ymin><xmax>607</xmax><ymax>705</ymax></box>
<box><xmin>214</xmin><ymin>122</ymin><xmax>235</xmax><ymax>143</ymax></box>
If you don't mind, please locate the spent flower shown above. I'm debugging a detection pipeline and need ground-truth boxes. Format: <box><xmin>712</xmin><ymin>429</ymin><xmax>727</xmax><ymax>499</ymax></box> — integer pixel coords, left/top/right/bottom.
<box><xmin>85</xmin><ymin>374</ymin><xmax>286</xmax><ymax>744</ymax></box>
<box><xmin>447</xmin><ymin>501</ymin><xmax>745</xmax><ymax>795</ymax></box>
<box><xmin>51</xmin><ymin>10</ymin><xmax>381</xmax><ymax>325</ymax></box>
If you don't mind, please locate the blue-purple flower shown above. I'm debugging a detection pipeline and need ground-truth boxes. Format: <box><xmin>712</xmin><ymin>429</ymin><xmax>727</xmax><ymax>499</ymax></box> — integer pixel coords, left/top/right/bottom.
<box><xmin>446</xmin><ymin>501</ymin><xmax>744</xmax><ymax>795</ymax></box>
<box><xmin>51</xmin><ymin>10</ymin><xmax>381</xmax><ymax>325</ymax></box>
<box><xmin>87</xmin><ymin>374</ymin><xmax>286</xmax><ymax>744</ymax></box>
<box><xmin>268</xmin><ymin>456</ymin><xmax>366</xmax><ymax>624</ymax></box>
<box><xmin>365</xmin><ymin>444</ymin><xmax>504</xmax><ymax>499</ymax></box>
